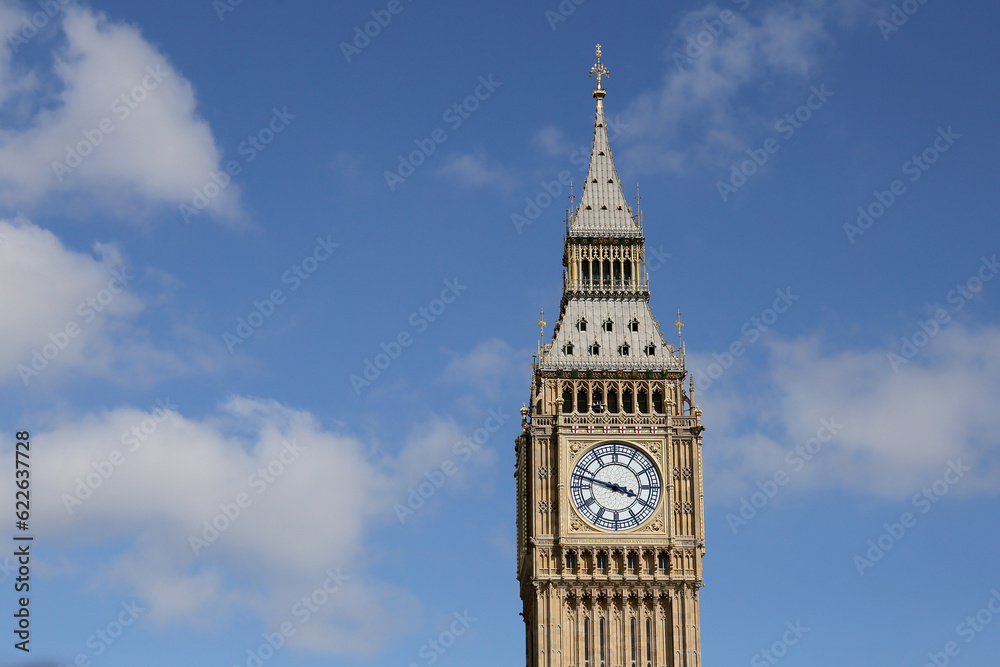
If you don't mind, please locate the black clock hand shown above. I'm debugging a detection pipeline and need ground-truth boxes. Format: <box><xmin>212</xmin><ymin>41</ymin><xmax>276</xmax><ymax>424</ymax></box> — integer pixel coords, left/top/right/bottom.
<box><xmin>574</xmin><ymin>473</ymin><xmax>636</xmax><ymax>497</ymax></box>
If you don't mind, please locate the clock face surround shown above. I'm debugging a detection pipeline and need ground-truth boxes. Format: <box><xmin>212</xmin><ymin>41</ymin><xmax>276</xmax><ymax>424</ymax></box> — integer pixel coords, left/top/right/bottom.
<box><xmin>570</xmin><ymin>442</ymin><xmax>662</xmax><ymax>531</ymax></box>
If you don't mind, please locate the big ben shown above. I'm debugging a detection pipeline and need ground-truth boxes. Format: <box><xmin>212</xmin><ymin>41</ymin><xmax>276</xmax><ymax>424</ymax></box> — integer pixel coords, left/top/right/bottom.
<box><xmin>515</xmin><ymin>46</ymin><xmax>705</xmax><ymax>667</ymax></box>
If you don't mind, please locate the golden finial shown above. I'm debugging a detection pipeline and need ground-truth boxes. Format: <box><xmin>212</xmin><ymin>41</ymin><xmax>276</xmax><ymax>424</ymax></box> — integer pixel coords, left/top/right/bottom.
<box><xmin>538</xmin><ymin>309</ymin><xmax>547</xmax><ymax>337</ymax></box>
<box><xmin>589</xmin><ymin>44</ymin><xmax>609</xmax><ymax>89</ymax></box>
<box><xmin>675</xmin><ymin>309</ymin><xmax>685</xmax><ymax>344</ymax></box>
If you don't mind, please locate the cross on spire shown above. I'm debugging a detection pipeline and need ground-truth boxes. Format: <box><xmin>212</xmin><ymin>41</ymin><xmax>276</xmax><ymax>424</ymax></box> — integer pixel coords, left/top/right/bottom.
<box><xmin>675</xmin><ymin>309</ymin><xmax>685</xmax><ymax>344</ymax></box>
<box><xmin>589</xmin><ymin>44</ymin><xmax>609</xmax><ymax>89</ymax></box>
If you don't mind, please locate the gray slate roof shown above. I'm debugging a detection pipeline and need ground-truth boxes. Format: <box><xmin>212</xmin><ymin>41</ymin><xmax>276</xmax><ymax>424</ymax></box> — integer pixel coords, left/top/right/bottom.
<box><xmin>539</xmin><ymin>298</ymin><xmax>683</xmax><ymax>372</ymax></box>
<box><xmin>570</xmin><ymin>96</ymin><xmax>641</xmax><ymax>238</ymax></box>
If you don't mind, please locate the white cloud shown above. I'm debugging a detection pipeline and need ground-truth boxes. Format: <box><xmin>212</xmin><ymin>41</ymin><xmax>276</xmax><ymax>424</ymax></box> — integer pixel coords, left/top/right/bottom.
<box><xmin>10</xmin><ymin>397</ymin><xmax>489</xmax><ymax>657</ymax></box>
<box><xmin>0</xmin><ymin>217</ymin><xmax>225</xmax><ymax>386</ymax></box>
<box><xmin>701</xmin><ymin>325</ymin><xmax>1000</xmax><ymax>501</ymax></box>
<box><xmin>0</xmin><ymin>3</ymin><xmax>238</xmax><ymax>221</ymax></box>
<box><xmin>0</xmin><ymin>216</ymin><xmax>139</xmax><ymax>382</ymax></box>
<box><xmin>330</xmin><ymin>149</ymin><xmax>362</xmax><ymax>180</ymax></box>
<box><xmin>533</xmin><ymin>125</ymin><xmax>574</xmax><ymax>157</ymax></box>
<box><xmin>441</xmin><ymin>338</ymin><xmax>532</xmax><ymax>402</ymax></box>
<box><xmin>435</xmin><ymin>150</ymin><xmax>515</xmax><ymax>191</ymax></box>
<box><xmin>619</xmin><ymin>0</ymin><xmax>875</xmax><ymax>172</ymax></box>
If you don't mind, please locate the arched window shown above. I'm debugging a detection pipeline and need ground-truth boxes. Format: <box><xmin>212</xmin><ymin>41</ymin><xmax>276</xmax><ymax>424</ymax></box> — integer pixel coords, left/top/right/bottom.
<box><xmin>584</xmin><ymin>617</ymin><xmax>591</xmax><ymax>665</ymax></box>
<box><xmin>602</xmin><ymin>259</ymin><xmax>611</xmax><ymax>285</ymax></box>
<box><xmin>607</xmin><ymin>389</ymin><xmax>618</xmax><ymax>413</ymax></box>
<box><xmin>647</xmin><ymin>617</ymin><xmax>653</xmax><ymax>665</ymax></box>
<box><xmin>623</xmin><ymin>388</ymin><xmax>634</xmax><ymax>414</ymax></box>
<box><xmin>577</xmin><ymin>387</ymin><xmax>589</xmax><ymax>414</ymax></box>
<box><xmin>652</xmin><ymin>389</ymin><xmax>664</xmax><ymax>413</ymax></box>
<box><xmin>592</xmin><ymin>388</ymin><xmax>604</xmax><ymax>413</ymax></box>
<box><xmin>638</xmin><ymin>388</ymin><xmax>648</xmax><ymax>414</ymax></box>
<box><xmin>600</xmin><ymin>617</ymin><xmax>606</xmax><ymax>664</ymax></box>
<box><xmin>562</xmin><ymin>386</ymin><xmax>573</xmax><ymax>413</ymax></box>
<box><xmin>631</xmin><ymin>617</ymin><xmax>637</xmax><ymax>663</ymax></box>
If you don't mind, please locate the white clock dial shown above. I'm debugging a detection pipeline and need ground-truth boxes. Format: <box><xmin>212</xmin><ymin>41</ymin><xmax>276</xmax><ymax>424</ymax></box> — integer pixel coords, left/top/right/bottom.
<box><xmin>570</xmin><ymin>442</ymin><xmax>661</xmax><ymax>531</ymax></box>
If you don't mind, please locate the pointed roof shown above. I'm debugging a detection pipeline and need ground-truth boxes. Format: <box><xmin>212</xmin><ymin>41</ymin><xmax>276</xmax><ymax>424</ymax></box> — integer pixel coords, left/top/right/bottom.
<box><xmin>570</xmin><ymin>47</ymin><xmax>641</xmax><ymax>238</ymax></box>
<box><xmin>538</xmin><ymin>298</ymin><xmax>682</xmax><ymax>373</ymax></box>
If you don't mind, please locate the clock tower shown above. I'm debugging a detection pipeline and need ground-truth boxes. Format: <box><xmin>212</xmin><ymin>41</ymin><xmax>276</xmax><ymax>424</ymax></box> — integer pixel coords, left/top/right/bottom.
<box><xmin>515</xmin><ymin>46</ymin><xmax>705</xmax><ymax>667</ymax></box>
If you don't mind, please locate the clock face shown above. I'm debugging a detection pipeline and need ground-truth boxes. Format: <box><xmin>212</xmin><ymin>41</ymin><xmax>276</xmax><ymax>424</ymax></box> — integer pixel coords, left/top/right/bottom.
<box><xmin>570</xmin><ymin>442</ymin><xmax>662</xmax><ymax>531</ymax></box>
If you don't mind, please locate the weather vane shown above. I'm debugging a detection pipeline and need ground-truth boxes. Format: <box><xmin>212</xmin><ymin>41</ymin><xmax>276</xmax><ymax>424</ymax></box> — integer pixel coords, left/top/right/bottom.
<box><xmin>589</xmin><ymin>44</ymin><xmax>609</xmax><ymax>89</ymax></box>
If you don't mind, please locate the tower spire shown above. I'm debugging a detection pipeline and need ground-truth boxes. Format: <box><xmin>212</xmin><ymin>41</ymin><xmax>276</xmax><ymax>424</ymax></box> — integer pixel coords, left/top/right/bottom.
<box><xmin>572</xmin><ymin>45</ymin><xmax>639</xmax><ymax>238</ymax></box>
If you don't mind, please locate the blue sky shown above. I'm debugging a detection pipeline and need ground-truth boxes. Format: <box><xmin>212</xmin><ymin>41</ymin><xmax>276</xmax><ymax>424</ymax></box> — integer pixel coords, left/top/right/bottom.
<box><xmin>1</xmin><ymin>0</ymin><xmax>999</xmax><ymax>665</ymax></box>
